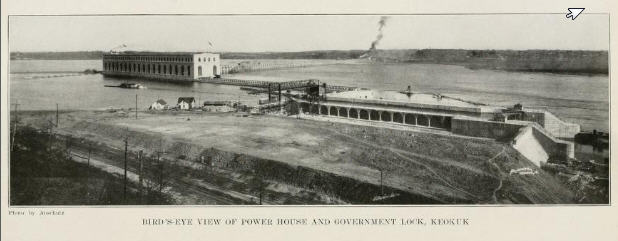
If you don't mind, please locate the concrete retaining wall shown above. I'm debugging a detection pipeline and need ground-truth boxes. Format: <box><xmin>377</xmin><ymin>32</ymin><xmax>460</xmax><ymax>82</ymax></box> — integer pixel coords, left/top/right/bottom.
<box><xmin>512</xmin><ymin>126</ymin><xmax>549</xmax><ymax>167</ymax></box>
<box><xmin>529</xmin><ymin>124</ymin><xmax>574</xmax><ymax>161</ymax></box>
<box><xmin>541</xmin><ymin>111</ymin><xmax>580</xmax><ymax>138</ymax></box>
<box><xmin>452</xmin><ymin>117</ymin><xmax>574</xmax><ymax>165</ymax></box>
<box><xmin>521</xmin><ymin>110</ymin><xmax>580</xmax><ymax>138</ymax></box>
<box><xmin>451</xmin><ymin>117</ymin><xmax>525</xmax><ymax>140</ymax></box>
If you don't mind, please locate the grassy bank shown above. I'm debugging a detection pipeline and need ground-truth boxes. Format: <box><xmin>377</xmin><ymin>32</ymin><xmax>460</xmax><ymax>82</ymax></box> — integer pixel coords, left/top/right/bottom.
<box><xmin>10</xmin><ymin>126</ymin><xmax>172</xmax><ymax>205</ymax></box>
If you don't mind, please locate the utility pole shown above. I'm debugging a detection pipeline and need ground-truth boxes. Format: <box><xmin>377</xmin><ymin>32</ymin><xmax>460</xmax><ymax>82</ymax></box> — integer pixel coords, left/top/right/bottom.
<box><xmin>156</xmin><ymin>137</ymin><xmax>165</xmax><ymax>194</ymax></box>
<box><xmin>380</xmin><ymin>169</ymin><xmax>384</xmax><ymax>196</ymax></box>
<box><xmin>87</xmin><ymin>142</ymin><xmax>92</xmax><ymax>183</ymax></box>
<box><xmin>157</xmin><ymin>151</ymin><xmax>163</xmax><ymax>193</ymax></box>
<box><xmin>10</xmin><ymin>102</ymin><xmax>20</xmax><ymax>152</ymax></box>
<box><xmin>135</xmin><ymin>94</ymin><xmax>138</xmax><ymax>120</ymax></box>
<box><xmin>278</xmin><ymin>83</ymin><xmax>282</xmax><ymax>113</ymax></box>
<box><xmin>87</xmin><ymin>143</ymin><xmax>91</xmax><ymax>168</ymax></box>
<box><xmin>65</xmin><ymin>137</ymin><xmax>71</xmax><ymax>160</ymax></box>
<box><xmin>316</xmin><ymin>80</ymin><xmax>320</xmax><ymax>116</ymax></box>
<box><xmin>85</xmin><ymin>140</ymin><xmax>92</xmax><ymax>198</ymax></box>
<box><xmin>47</xmin><ymin>121</ymin><xmax>54</xmax><ymax>153</ymax></box>
<box><xmin>123</xmin><ymin>135</ymin><xmax>128</xmax><ymax>203</ymax></box>
<box><xmin>138</xmin><ymin>150</ymin><xmax>143</xmax><ymax>204</ymax></box>
<box><xmin>56</xmin><ymin>103</ymin><xmax>59</xmax><ymax>127</ymax></box>
<box><xmin>259</xmin><ymin>184</ymin><xmax>263</xmax><ymax>205</ymax></box>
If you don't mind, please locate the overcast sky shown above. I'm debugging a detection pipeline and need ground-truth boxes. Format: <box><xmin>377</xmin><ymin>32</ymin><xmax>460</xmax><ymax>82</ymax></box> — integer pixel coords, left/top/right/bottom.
<box><xmin>9</xmin><ymin>14</ymin><xmax>609</xmax><ymax>52</ymax></box>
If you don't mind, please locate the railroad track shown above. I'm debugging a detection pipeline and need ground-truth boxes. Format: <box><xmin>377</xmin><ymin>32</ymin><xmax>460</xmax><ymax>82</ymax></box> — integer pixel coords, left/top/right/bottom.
<box><xmin>69</xmin><ymin>147</ymin><xmax>255</xmax><ymax>205</ymax></box>
<box><xmin>171</xmin><ymin>178</ymin><xmax>248</xmax><ymax>205</ymax></box>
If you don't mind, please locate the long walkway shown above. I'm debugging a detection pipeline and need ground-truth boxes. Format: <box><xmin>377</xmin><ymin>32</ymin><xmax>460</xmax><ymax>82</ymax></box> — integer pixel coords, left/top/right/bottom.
<box><xmin>199</xmin><ymin>77</ymin><xmax>359</xmax><ymax>92</ymax></box>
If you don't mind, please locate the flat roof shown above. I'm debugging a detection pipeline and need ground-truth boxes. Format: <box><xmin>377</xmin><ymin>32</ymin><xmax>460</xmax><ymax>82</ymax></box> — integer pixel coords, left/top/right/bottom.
<box><xmin>329</xmin><ymin>90</ymin><xmax>477</xmax><ymax>107</ymax></box>
<box><xmin>325</xmin><ymin>90</ymin><xmax>504</xmax><ymax>113</ymax></box>
<box><xmin>104</xmin><ymin>51</ymin><xmax>218</xmax><ymax>56</ymax></box>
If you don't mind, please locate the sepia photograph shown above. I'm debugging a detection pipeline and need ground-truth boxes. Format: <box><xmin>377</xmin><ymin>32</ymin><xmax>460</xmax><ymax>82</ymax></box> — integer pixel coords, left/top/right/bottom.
<box><xmin>8</xmin><ymin>14</ymin><xmax>609</xmax><ymax>206</ymax></box>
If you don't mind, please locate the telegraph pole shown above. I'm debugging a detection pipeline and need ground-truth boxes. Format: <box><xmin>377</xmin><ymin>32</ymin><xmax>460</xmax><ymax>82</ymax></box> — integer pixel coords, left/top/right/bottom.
<box><xmin>87</xmin><ymin>142</ymin><xmax>92</xmax><ymax>182</ymax></box>
<box><xmin>380</xmin><ymin>169</ymin><xmax>384</xmax><ymax>196</ymax></box>
<box><xmin>56</xmin><ymin>103</ymin><xmax>59</xmax><ymax>127</ymax></box>
<box><xmin>157</xmin><ymin>151</ymin><xmax>163</xmax><ymax>193</ymax></box>
<box><xmin>316</xmin><ymin>80</ymin><xmax>320</xmax><ymax>116</ymax></box>
<box><xmin>278</xmin><ymin>83</ymin><xmax>282</xmax><ymax>112</ymax></box>
<box><xmin>138</xmin><ymin>150</ymin><xmax>143</xmax><ymax>204</ymax></box>
<box><xmin>10</xmin><ymin>102</ymin><xmax>20</xmax><ymax>152</ymax></box>
<box><xmin>47</xmin><ymin>121</ymin><xmax>54</xmax><ymax>153</ymax></box>
<box><xmin>65</xmin><ymin>137</ymin><xmax>71</xmax><ymax>160</ymax></box>
<box><xmin>157</xmin><ymin>137</ymin><xmax>165</xmax><ymax>194</ymax></box>
<box><xmin>259</xmin><ymin>184</ymin><xmax>263</xmax><ymax>205</ymax></box>
<box><xmin>87</xmin><ymin>143</ymin><xmax>91</xmax><ymax>168</ymax></box>
<box><xmin>135</xmin><ymin>94</ymin><xmax>138</xmax><ymax>120</ymax></box>
<box><xmin>123</xmin><ymin>135</ymin><xmax>128</xmax><ymax>202</ymax></box>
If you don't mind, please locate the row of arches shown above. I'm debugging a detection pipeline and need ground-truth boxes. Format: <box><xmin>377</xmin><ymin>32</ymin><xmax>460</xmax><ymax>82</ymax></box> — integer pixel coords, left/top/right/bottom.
<box><xmin>302</xmin><ymin>103</ymin><xmax>452</xmax><ymax>129</ymax></box>
<box><xmin>104</xmin><ymin>61</ymin><xmax>192</xmax><ymax>77</ymax></box>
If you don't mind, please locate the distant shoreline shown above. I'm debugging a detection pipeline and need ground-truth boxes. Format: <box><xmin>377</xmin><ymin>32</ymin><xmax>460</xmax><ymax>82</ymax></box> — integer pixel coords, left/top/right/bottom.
<box><xmin>10</xmin><ymin>49</ymin><xmax>609</xmax><ymax>75</ymax></box>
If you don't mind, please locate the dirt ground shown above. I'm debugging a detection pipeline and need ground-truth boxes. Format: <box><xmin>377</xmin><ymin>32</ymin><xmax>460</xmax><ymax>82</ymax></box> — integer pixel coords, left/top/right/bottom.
<box><xmin>14</xmin><ymin>110</ymin><xmax>575</xmax><ymax>204</ymax></box>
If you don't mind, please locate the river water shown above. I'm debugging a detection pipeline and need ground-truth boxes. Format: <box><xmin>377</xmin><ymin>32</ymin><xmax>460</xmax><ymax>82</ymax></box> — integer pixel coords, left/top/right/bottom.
<box><xmin>10</xmin><ymin>59</ymin><xmax>609</xmax><ymax>160</ymax></box>
<box><xmin>10</xmin><ymin>60</ymin><xmax>262</xmax><ymax>111</ymax></box>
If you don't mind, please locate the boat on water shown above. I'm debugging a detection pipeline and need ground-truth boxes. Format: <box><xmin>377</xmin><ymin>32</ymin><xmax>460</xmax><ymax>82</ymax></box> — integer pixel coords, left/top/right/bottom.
<box><xmin>104</xmin><ymin>83</ymin><xmax>146</xmax><ymax>89</ymax></box>
<box><xmin>574</xmin><ymin>130</ymin><xmax>609</xmax><ymax>148</ymax></box>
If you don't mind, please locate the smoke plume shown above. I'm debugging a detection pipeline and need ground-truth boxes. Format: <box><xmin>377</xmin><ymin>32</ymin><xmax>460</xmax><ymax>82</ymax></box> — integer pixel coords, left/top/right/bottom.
<box><xmin>369</xmin><ymin>16</ymin><xmax>390</xmax><ymax>51</ymax></box>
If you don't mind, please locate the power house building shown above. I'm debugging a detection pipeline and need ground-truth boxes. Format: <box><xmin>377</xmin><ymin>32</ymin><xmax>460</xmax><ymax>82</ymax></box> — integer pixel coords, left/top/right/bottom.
<box><xmin>102</xmin><ymin>52</ymin><xmax>221</xmax><ymax>81</ymax></box>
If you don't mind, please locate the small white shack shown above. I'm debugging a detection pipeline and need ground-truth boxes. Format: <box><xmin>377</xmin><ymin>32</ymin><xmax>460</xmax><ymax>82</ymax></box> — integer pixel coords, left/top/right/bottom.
<box><xmin>177</xmin><ymin>97</ymin><xmax>196</xmax><ymax>110</ymax></box>
<box><xmin>149</xmin><ymin>99</ymin><xmax>168</xmax><ymax>110</ymax></box>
